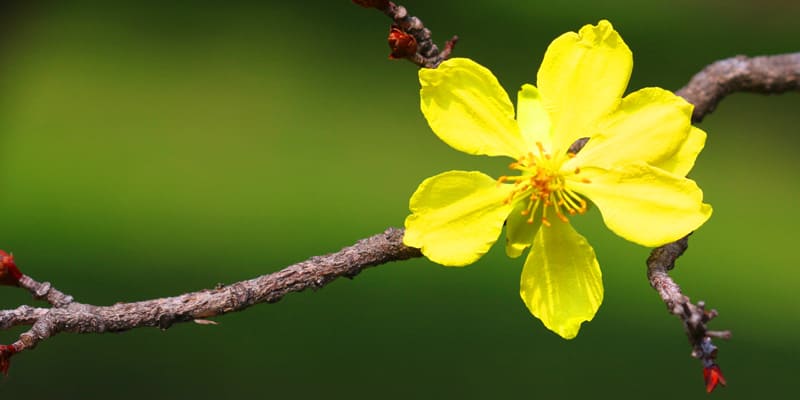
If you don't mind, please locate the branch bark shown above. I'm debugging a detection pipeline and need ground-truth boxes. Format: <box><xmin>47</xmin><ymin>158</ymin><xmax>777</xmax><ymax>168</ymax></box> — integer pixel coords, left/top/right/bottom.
<box><xmin>677</xmin><ymin>53</ymin><xmax>800</xmax><ymax>122</ymax></box>
<box><xmin>1</xmin><ymin>228</ymin><xmax>419</xmax><ymax>373</ymax></box>
<box><xmin>2</xmin><ymin>3</ymin><xmax>800</xmax><ymax>385</ymax></box>
<box><xmin>646</xmin><ymin>52</ymin><xmax>799</xmax><ymax>391</ymax></box>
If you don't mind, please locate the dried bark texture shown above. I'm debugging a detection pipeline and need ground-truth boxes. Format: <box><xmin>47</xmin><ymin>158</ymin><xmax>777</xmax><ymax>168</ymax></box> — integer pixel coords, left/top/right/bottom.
<box><xmin>1</xmin><ymin>228</ymin><xmax>420</xmax><ymax>366</ymax></box>
<box><xmin>677</xmin><ymin>53</ymin><xmax>800</xmax><ymax>122</ymax></box>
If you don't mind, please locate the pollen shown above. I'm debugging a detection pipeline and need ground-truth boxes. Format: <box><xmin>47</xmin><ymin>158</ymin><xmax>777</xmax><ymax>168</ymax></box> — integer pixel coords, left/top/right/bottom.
<box><xmin>497</xmin><ymin>142</ymin><xmax>589</xmax><ymax>227</ymax></box>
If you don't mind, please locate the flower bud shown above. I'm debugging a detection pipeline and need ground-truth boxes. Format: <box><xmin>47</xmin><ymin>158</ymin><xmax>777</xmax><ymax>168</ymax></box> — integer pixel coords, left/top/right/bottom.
<box><xmin>703</xmin><ymin>364</ymin><xmax>726</xmax><ymax>393</ymax></box>
<box><xmin>0</xmin><ymin>250</ymin><xmax>22</xmax><ymax>286</ymax></box>
<box><xmin>0</xmin><ymin>344</ymin><xmax>15</xmax><ymax>375</ymax></box>
<box><xmin>388</xmin><ymin>26</ymin><xmax>417</xmax><ymax>59</ymax></box>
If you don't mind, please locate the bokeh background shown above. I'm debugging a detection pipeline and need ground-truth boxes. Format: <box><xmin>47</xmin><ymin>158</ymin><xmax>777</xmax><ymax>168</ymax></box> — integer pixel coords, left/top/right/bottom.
<box><xmin>1</xmin><ymin>0</ymin><xmax>798</xmax><ymax>398</ymax></box>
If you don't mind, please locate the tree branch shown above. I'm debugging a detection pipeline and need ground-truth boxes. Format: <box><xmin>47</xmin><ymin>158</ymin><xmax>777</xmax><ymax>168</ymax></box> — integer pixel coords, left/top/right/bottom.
<box><xmin>1</xmin><ymin>228</ymin><xmax>420</xmax><ymax>373</ymax></box>
<box><xmin>677</xmin><ymin>53</ymin><xmax>800</xmax><ymax>122</ymax></box>
<box><xmin>646</xmin><ymin>52</ymin><xmax>799</xmax><ymax>392</ymax></box>
<box><xmin>2</xmin><ymin>3</ymin><xmax>799</xmax><ymax>390</ymax></box>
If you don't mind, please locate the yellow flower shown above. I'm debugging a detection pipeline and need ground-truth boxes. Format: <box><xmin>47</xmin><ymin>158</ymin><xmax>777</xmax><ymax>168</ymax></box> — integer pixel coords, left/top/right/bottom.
<box><xmin>403</xmin><ymin>20</ymin><xmax>712</xmax><ymax>339</ymax></box>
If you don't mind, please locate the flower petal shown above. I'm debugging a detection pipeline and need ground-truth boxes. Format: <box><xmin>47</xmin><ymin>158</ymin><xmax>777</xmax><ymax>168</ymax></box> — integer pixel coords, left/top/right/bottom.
<box><xmin>653</xmin><ymin>126</ymin><xmax>707</xmax><ymax>177</ymax></box>
<box><xmin>519</xmin><ymin>221</ymin><xmax>603</xmax><ymax>339</ymax></box>
<box><xmin>516</xmin><ymin>84</ymin><xmax>552</xmax><ymax>149</ymax></box>
<box><xmin>567</xmin><ymin>87</ymin><xmax>694</xmax><ymax>171</ymax></box>
<box><xmin>404</xmin><ymin>170</ymin><xmax>516</xmax><ymax>266</ymax></box>
<box><xmin>420</xmin><ymin>58</ymin><xmax>526</xmax><ymax>158</ymax></box>
<box><xmin>537</xmin><ymin>20</ymin><xmax>632</xmax><ymax>152</ymax></box>
<box><xmin>569</xmin><ymin>163</ymin><xmax>712</xmax><ymax>247</ymax></box>
<box><xmin>505</xmin><ymin>200</ymin><xmax>542</xmax><ymax>259</ymax></box>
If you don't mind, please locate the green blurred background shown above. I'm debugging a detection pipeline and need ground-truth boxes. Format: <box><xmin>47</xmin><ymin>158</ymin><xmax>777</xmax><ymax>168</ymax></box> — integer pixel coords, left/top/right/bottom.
<box><xmin>1</xmin><ymin>0</ymin><xmax>798</xmax><ymax>398</ymax></box>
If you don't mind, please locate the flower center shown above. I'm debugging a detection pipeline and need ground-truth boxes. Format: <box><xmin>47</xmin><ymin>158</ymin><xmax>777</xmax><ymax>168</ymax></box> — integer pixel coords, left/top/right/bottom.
<box><xmin>498</xmin><ymin>142</ymin><xmax>589</xmax><ymax>226</ymax></box>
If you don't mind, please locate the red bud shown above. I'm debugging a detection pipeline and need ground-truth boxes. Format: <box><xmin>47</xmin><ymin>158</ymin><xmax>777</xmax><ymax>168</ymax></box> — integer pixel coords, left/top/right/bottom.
<box><xmin>703</xmin><ymin>364</ymin><xmax>727</xmax><ymax>393</ymax></box>
<box><xmin>388</xmin><ymin>26</ymin><xmax>417</xmax><ymax>59</ymax></box>
<box><xmin>0</xmin><ymin>344</ymin><xmax>16</xmax><ymax>375</ymax></box>
<box><xmin>0</xmin><ymin>250</ymin><xmax>22</xmax><ymax>286</ymax></box>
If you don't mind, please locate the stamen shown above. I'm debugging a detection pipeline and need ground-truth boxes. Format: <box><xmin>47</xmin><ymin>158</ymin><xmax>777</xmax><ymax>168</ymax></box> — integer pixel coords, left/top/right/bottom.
<box><xmin>541</xmin><ymin>200</ymin><xmax>549</xmax><ymax>222</ymax></box>
<box><xmin>562</xmin><ymin>188</ymin><xmax>588</xmax><ymax>214</ymax></box>
<box><xmin>535</xmin><ymin>142</ymin><xmax>551</xmax><ymax>160</ymax></box>
<box><xmin>499</xmin><ymin>140</ymin><xmax>591</xmax><ymax>228</ymax></box>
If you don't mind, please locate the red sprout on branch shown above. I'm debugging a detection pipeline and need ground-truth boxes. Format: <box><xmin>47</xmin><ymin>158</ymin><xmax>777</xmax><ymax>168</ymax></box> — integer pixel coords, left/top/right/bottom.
<box><xmin>0</xmin><ymin>250</ymin><xmax>22</xmax><ymax>286</ymax></box>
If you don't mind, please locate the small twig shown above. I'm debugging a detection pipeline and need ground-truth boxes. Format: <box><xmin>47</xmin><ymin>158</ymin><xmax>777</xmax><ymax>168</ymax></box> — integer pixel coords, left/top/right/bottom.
<box><xmin>17</xmin><ymin>275</ymin><xmax>74</xmax><ymax>307</ymax></box>
<box><xmin>0</xmin><ymin>306</ymin><xmax>49</xmax><ymax>329</ymax></box>
<box><xmin>354</xmin><ymin>0</ymin><xmax>458</xmax><ymax>68</ymax></box>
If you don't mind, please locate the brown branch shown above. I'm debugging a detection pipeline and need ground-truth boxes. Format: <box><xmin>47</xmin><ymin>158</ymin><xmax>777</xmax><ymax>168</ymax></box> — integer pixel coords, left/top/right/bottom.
<box><xmin>645</xmin><ymin>51</ymin><xmax>799</xmax><ymax>391</ymax></box>
<box><xmin>677</xmin><ymin>53</ymin><xmax>800</xmax><ymax>122</ymax></box>
<box><xmin>0</xmin><ymin>306</ymin><xmax>49</xmax><ymax>329</ymax></box>
<box><xmin>1</xmin><ymin>228</ymin><xmax>420</xmax><ymax>373</ymax></box>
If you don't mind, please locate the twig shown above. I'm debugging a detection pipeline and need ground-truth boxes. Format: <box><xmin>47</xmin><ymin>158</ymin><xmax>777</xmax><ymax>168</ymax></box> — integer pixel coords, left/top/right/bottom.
<box><xmin>353</xmin><ymin>0</ymin><xmax>458</xmax><ymax>68</ymax></box>
<box><xmin>646</xmin><ymin>52</ymin><xmax>799</xmax><ymax>392</ymax></box>
<box><xmin>1</xmin><ymin>228</ymin><xmax>420</xmax><ymax>374</ymax></box>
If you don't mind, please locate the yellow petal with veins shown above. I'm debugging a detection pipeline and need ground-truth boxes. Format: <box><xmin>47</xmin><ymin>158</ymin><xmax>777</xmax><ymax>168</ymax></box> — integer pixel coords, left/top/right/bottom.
<box><xmin>520</xmin><ymin>220</ymin><xmax>603</xmax><ymax>339</ymax></box>
<box><xmin>537</xmin><ymin>20</ymin><xmax>632</xmax><ymax>153</ymax></box>
<box><xmin>420</xmin><ymin>58</ymin><xmax>527</xmax><ymax>158</ymax></box>
<box><xmin>404</xmin><ymin>170</ymin><xmax>516</xmax><ymax>266</ymax></box>
<box><xmin>569</xmin><ymin>162</ymin><xmax>712</xmax><ymax>247</ymax></box>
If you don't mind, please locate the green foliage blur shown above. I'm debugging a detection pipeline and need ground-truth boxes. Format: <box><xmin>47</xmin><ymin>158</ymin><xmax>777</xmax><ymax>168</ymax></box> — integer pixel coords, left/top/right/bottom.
<box><xmin>1</xmin><ymin>0</ymin><xmax>798</xmax><ymax>398</ymax></box>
